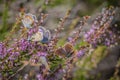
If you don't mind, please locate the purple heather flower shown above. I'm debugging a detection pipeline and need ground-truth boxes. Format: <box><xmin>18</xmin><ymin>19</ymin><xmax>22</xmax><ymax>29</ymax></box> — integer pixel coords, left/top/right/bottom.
<box><xmin>0</xmin><ymin>73</ymin><xmax>2</xmax><ymax>80</ymax></box>
<box><xmin>12</xmin><ymin>52</ymin><xmax>20</xmax><ymax>57</ymax></box>
<box><xmin>36</xmin><ymin>74</ymin><xmax>44</xmax><ymax>80</ymax></box>
<box><xmin>89</xmin><ymin>28</ymin><xmax>95</xmax><ymax>34</ymax></box>
<box><xmin>7</xmin><ymin>48</ymin><xmax>14</xmax><ymax>53</ymax></box>
<box><xmin>84</xmin><ymin>33</ymin><xmax>89</xmax><ymax>40</ymax></box>
<box><xmin>8</xmin><ymin>55</ymin><xmax>16</xmax><ymax>61</ymax></box>
<box><xmin>77</xmin><ymin>49</ymin><xmax>86</xmax><ymax>58</ymax></box>
<box><xmin>104</xmin><ymin>41</ymin><xmax>110</xmax><ymax>46</ymax></box>
<box><xmin>28</xmin><ymin>27</ymin><xmax>38</xmax><ymax>36</ymax></box>
<box><xmin>54</xmin><ymin>69</ymin><xmax>64</xmax><ymax>79</ymax></box>
<box><xmin>37</xmin><ymin>52</ymin><xmax>47</xmax><ymax>57</ymax></box>
<box><xmin>18</xmin><ymin>39</ymin><xmax>30</xmax><ymax>51</ymax></box>
<box><xmin>84</xmin><ymin>7</ymin><xmax>116</xmax><ymax>48</ymax></box>
<box><xmin>24</xmin><ymin>74</ymin><xmax>29</xmax><ymax>80</ymax></box>
<box><xmin>67</xmin><ymin>37</ymin><xmax>73</xmax><ymax>42</ymax></box>
<box><xmin>91</xmin><ymin>41</ymin><xmax>98</xmax><ymax>48</ymax></box>
<box><xmin>0</xmin><ymin>42</ymin><xmax>7</xmax><ymax>59</ymax></box>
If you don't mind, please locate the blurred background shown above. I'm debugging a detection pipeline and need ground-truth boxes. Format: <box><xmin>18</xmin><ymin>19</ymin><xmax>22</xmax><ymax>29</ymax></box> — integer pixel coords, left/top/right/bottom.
<box><xmin>0</xmin><ymin>0</ymin><xmax>120</xmax><ymax>41</ymax></box>
<box><xmin>0</xmin><ymin>0</ymin><xmax>120</xmax><ymax>80</ymax></box>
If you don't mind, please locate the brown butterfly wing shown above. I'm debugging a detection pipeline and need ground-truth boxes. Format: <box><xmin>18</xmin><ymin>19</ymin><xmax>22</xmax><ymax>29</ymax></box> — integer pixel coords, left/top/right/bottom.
<box><xmin>64</xmin><ymin>43</ymin><xmax>75</xmax><ymax>57</ymax></box>
<box><xmin>55</xmin><ymin>47</ymin><xmax>66</xmax><ymax>57</ymax></box>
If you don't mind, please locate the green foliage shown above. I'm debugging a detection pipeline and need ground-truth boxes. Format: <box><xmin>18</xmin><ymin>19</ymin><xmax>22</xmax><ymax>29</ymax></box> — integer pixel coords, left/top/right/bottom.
<box><xmin>84</xmin><ymin>0</ymin><xmax>103</xmax><ymax>5</ymax></box>
<box><xmin>107</xmin><ymin>0</ymin><xmax>120</xmax><ymax>6</ymax></box>
<box><xmin>2</xmin><ymin>2</ymin><xmax>8</xmax><ymax>32</ymax></box>
<box><xmin>49</xmin><ymin>56</ymin><xmax>64</xmax><ymax>71</ymax></box>
<box><xmin>57</xmin><ymin>39</ymin><xmax>66</xmax><ymax>47</ymax></box>
<box><xmin>74</xmin><ymin>46</ymin><xmax>107</xmax><ymax>79</ymax></box>
<box><xmin>75</xmin><ymin>40</ymin><xmax>88</xmax><ymax>50</ymax></box>
<box><xmin>48</xmin><ymin>0</ymin><xmax>63</xmax><ymax>7</ymax></box>
<box><xmin>0</xmin><ymin>1</ymin><xmax>9</xmax><ymax>40</ymax></box>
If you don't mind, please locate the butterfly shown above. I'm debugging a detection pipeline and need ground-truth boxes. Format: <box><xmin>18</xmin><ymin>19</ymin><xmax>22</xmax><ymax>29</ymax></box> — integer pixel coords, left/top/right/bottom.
<box><xmin>55</xmin><ymin>42</ymin><xmax>76</xmax><ymax>58</ymax></box>
<box><xmin>30</xmin><ymin>26</ymin><xmax>51</xmax><ymax>43</ymax></box>
<box><xmin>22</xmin><ymin>13</ymin><xmax>38</xmax><ymax>28</ymax></box>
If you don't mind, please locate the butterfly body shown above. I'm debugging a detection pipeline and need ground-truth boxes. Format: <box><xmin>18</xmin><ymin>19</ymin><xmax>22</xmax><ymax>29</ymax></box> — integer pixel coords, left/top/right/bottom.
<box><xmin>30</xmin><ymin>31</ymin><xmax>43</xmax><ymax>41</ymax></box>
<box><xmin>41</xmin><ymin>37</ymin><xmax>49</xmax><ymax>43</ymax></box>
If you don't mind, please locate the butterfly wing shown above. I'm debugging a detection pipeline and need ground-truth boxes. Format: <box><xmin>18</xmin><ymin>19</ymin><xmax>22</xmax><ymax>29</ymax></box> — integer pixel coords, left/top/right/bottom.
<box><xmin>30</xmin><ymin>26</ymin><xmax>51</xmax><ymax>43</ymax></box>
<box><xmin>40</xmin><ymin>27</ymin><xmax>51</xmax><ymax>43</ymax></box>
<box><xmin>39</xmin><ymin>26</ymin><xmax>46</xmax><ymax>35</ymax></box>
<box><xmin>64</xmin><ymin>43</ymin><xmax>75</xmax><ymax>57</ymax></box>
<box><xmin>44</xmin><ymin>30</ymin><xmax>51</xmax><ymax>40</ymax></box>
<box><xmin>55</xmin><ymin>47</ymin><xmax>66</xmax><ymax>58</ymax></box>
<box><xmin>32</xmin><ymin>15</ymin><xmax>38</xmax><ymax>22</ymax></box>
<box><xmin>39</xmin><ymin>56</ymin><xmax>50</xmax><ymax>71</ymax></box>
<box><xmin>22</xmin><ymin>20</ymin><xmax>31</xmax><ymax>28</ymax></box>
<box><xmin>22</xmin><ymin>13</ymin><xmax>35</xmax><ymax>28</ymax></box>
<box><xmin>30</xmin><ymin>31</ymin><xmax>43</xmax><ymax>41</ymax></box>
<box><xmin>41</xmin><ymin>37</ymin><xmax>49</xmax><ymax>43</ymax></box>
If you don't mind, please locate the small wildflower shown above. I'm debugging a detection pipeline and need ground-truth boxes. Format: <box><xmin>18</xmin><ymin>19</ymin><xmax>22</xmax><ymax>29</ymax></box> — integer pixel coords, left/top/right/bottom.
<box><xmin>24</xmin><ymin>74</ymin><xmax>29</xmax><ymax>80</ymax></box>
<box><xmin>77</xmin><ymin>49</ymin><xmax>86</xmax><ymax>58</ymax></box>
<box><xmin>36</xmin><ymin>74</ymin><xmax>44</xmax><ymax>80</ymax></box>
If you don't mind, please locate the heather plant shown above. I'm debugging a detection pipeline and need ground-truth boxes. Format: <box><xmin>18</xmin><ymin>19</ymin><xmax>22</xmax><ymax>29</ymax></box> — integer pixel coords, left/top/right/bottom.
<box><xmin>0</xmin><ymin>5</ymin><xmax>120</xmax><ymax>80</ymax></box>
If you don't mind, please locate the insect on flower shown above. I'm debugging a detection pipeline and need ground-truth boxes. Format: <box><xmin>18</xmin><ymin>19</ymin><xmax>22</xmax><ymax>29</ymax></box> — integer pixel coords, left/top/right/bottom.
<box><xmin>30</xmin><ymin>26</ymin><xmax>51</xmax><ymax>43</ymax></box>
<box><xmin>55</xmin><ymin>42</ymin><xmax>76</xmax><ymax>58</ymax></box>
<box><xmin>22</xmin><ymin>13</ymin><xmax>38</xmax><ymax>28</ymax></box>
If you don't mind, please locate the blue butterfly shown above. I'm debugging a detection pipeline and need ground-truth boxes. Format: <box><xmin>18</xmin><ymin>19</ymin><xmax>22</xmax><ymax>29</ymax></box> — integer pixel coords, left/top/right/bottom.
<box><xmin>30</xmin><ymin>26</ymin><xmax>51</xmax><ymax>43</ymax></box>
<box><xmin>22</xmin><ymin>13</ymin><xmax>38</xmax><ymax>28</ymax></box>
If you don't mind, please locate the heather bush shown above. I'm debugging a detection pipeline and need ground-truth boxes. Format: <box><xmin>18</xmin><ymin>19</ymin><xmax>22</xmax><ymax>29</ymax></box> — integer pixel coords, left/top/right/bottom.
<box><xmin>0</xmin><ymin>0</ymin><xmax>120</xmax><ymax>80</ymax></box>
